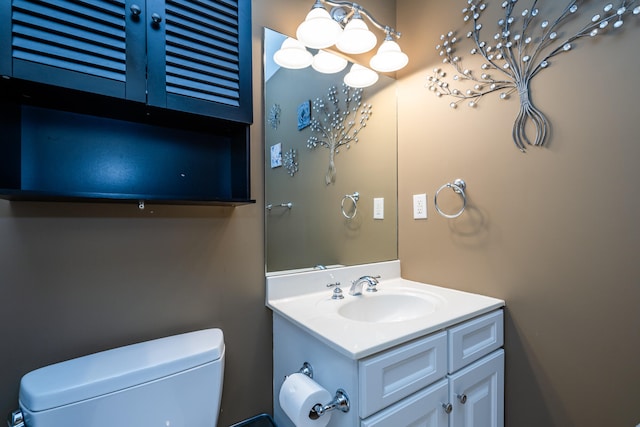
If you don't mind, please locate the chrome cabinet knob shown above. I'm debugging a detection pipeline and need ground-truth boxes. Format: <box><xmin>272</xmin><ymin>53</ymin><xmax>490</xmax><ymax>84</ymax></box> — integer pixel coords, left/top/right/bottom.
<box><xmin>151</xmin><ymin>13</ymin><xmax>162</xmax><ymax>24</ymax></box>
<box><xmin>130</xmin><ymin>4</ymin><xmax>141</xmax><ymax>16</ymax></box>
<box><xmin>442</xmin><ymin>403</ymin><xmax>453</xmax><ymax>414</ymax></box>
<box><xmin>457</xmin><ymin>393</ymin><xmax>468</xmax><ymax>404</ymax></box>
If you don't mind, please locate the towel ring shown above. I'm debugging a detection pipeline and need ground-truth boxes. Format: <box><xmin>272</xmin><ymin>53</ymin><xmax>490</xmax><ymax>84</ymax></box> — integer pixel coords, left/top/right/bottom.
<box><xmin>266</xmin><ymin>202</ymin><xmax>292</xmax><ymax>210</ymax></box>
<box><xmin>341</xmin><ymin>192</ymin><xmax>359</xmax><ymax>219</ymax></box>
<box><xmin>434</xmin><ymin>179</ymin><xmax>466</xmax><ymax>219</ymax></box>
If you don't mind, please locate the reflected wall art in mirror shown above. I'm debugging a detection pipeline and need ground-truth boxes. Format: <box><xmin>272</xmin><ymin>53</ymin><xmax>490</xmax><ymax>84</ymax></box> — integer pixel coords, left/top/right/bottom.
<box><xmin>264</xmin><ymin>28</ymin><xmax>398</xmax><ymax>273</ymax></box>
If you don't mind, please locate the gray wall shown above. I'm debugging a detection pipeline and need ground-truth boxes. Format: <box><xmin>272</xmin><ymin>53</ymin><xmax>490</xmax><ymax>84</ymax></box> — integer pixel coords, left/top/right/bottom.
<box><xmin>397</xmin><ymin>1</ymin><xmax>640</xmax><ymax>426</ymax></box>
<box><xmin>0</xmin><ymin>203</ymin><xmax>270</xmax><ymax>426</ymax></box>
<box><xmin>0</xmin><ymin>1</ymin><xmax>396</xmax><ymax>425</ymax></box>
<box><xmin>3</xmin><ymin>1</ymin><xmax>636</xmax><ymax>426</ymax></box>
<box><xmin>0</xmin><ymin>9</ymin><xmax>273</xmax><ymax>427</ymax></box>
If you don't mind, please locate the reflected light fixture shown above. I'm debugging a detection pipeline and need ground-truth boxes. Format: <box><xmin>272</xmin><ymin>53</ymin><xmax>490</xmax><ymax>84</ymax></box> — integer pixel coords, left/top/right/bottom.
<box><xmin>273</xmin><ymin>37</ymin><xmax>313</xmax><ymax>69</ymax></box>
<box><xmin>312</xmin><ymin>50</ymin><xmax>348</xmax><ymax>74</ymax></box>
<box><xmin>296</xmin><ymin>0</ymin><xmax>408</xmax><ymax>72</ymax></box>
<box><xmin>343</xmin><ymin>63</ymin><xmax>379</xmax><ymax>88</ymax></box>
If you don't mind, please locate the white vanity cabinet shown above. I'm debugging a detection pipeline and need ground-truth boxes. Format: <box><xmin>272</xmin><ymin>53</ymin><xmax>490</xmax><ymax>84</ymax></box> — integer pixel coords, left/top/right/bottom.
<box><xmin>447</xmin><ymin>310</ymin><xmax>504</xmax><ymax>427</ymax></box>
<box><xmin>272</xmin><ymin>309</ymin><xmax>504</xmax><ymax>427</ymax></box>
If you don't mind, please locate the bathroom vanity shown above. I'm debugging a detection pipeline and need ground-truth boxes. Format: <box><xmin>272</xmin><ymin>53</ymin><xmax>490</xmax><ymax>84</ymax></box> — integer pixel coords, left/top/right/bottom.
<box><xmin>266</xmin><ymin>261</ymin><xmax>505</xmax><ymax>427</ymax></box>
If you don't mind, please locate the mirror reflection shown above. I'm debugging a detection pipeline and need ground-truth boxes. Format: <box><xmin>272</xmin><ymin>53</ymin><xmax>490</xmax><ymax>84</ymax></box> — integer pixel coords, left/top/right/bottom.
<box><xmin>264</xmin><ymin>28</ymin><xmax>398</xmax><ymax>273</ymax></box>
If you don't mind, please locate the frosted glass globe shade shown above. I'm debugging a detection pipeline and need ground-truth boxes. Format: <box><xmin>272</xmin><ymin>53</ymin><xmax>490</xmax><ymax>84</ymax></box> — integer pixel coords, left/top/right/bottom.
<box><xmin>296</xmin><ymin>7</ymin><xmax>342</xmax><ymax>49</ymax></box>
<box><xmin>273</xmin><ymin>38</ymin><xmax>313</xmax><ymax>69</ymax></box>
<box><xmin>336</xmin><ymin>17</ymin><xmax>377</xmax><ymax>54</ymax></box>
<box><xmin>343</xmin><ymin>64</ymin><xmax>379</xmax><ymax>88</ymax></box>
<box><xmin>370</xmin><ymin>39</ymin><xmax>409</xmax><ymax>72</ymax></box>
<box><xmin>312</xmin><ymin>50</ymin><xmax>348</xmax><ymax>74</ymax></box>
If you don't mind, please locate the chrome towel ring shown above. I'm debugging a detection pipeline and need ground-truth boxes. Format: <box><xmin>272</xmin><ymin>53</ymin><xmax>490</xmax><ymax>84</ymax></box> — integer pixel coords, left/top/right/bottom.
<box><xmin>266</xmin><ymin>202</ymin><xmax>292</xmax><ymax>210</ymax></box>
<box><xmin>434</xmin><ymin>179</ymin><xmax>466</xmax><ymax>219</ymax></box>
<box><xmin>341</xmin><ymin>192</ymin><xmax>359</xmax><ymax>219</ymax></box>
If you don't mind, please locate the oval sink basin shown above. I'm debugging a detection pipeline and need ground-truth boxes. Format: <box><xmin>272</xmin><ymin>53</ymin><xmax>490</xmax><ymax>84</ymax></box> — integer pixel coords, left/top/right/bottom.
<box><xmin>335</xmin><ymin>293</ymin><xmax>440</xmax><ymax>323</ymax></box>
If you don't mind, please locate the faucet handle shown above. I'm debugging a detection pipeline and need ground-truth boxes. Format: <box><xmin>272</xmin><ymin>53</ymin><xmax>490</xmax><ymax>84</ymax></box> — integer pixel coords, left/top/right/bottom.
<box><xmin>366</xmin><ymin>275</ymin><xmax>380</xmax><ymax>292</ymax></box>
<box><xmin>327</xmin><ymin>282</ymin><xmax>344</xmax><ymax>299</ymax></box>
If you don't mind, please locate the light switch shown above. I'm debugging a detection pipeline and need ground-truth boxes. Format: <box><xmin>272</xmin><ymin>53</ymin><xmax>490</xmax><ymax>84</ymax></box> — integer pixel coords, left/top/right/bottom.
<box><xmin>373</xmin><ymin>197</ymin><xmax>384</xmax><ymax>219</ymax></box>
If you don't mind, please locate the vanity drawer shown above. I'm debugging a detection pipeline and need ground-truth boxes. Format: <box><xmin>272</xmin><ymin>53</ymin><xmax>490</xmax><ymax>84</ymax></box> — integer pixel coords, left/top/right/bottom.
<box><xmin>358</xmin><ymin>331</ymin><xmax>447</xmax><ymax>418</ymax></box>
<box><xmin>448</xmin><ymin>309</ymin><xmax>503</xmax><ymax>373</ymax></box>
<box><xmin>360</xmin><ymin>378</ymin><xmax>449</xmax><ymax>427</ymax></box>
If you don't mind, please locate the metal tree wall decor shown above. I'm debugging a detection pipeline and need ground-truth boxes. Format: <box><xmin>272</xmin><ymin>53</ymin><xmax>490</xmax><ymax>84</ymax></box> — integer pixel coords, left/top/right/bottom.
<box><xmin>426</xmin><ymin>0</ymin><xmax>640</xmax><ymax>151</ymax></box>
<box><xmin>306</xmin><ymin>84</ymin><xmax>373</xmax><ymax>184</ymax></box>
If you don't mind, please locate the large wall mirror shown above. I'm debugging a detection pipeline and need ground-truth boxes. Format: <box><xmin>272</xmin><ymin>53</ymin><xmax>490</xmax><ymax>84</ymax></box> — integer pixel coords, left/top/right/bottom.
<box><xmin>264</xmin><ymin>28</ymin><xmax>398</xmax><ymax>273</ymax></box>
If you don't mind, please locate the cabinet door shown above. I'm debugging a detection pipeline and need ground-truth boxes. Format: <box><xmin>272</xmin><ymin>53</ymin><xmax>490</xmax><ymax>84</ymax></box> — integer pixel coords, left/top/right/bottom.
<box><xmin>360</xmin><ymin>379</ymin><xmax>449</xmax><ymax>427</ymax></box>
<box><xmin>4</xmin><ymin>0</ymin><xmax>146</xmax><ymax>101</ymax></box>
<box><xmin>146</xmin><ymin>0</ymin><xmax>252</xmax><ymax>123</ymax></box>
<box><xmin>448</xmin><ymin>350</ymin><xmax>504</xmax><ymax>427</ymax></box>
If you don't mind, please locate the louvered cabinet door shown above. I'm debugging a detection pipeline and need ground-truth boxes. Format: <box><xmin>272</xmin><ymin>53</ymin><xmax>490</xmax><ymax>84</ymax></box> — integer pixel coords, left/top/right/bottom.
<box><xmin>146</xmin><ymin>0</ymin><xmax>252</xmax><ymax>123</ymax></box>
<box><xmin>6</xmin><ymin>0</ymin><xmax>146</xmax><ymax>102</ymax></box>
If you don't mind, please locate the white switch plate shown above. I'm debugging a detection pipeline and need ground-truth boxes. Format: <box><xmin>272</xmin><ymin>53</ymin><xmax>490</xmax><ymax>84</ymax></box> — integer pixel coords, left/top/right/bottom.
<box><xmin>373</xmin><ymin>197</ymin><xmax>384</xmax><ymax>219</ymax></box>
<box><xmin>413</xmin><ymin>194</ymin><xmax>427</xmax><ymax>219</ymax></box>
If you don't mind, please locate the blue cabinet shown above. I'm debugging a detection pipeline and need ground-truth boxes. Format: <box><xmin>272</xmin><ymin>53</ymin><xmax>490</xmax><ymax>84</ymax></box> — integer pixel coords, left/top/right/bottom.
<box><xmin>0</xmin><ymin>0</ymin><xmax>252</xmax><ymax>124</ymax></box>
<box><xmin>0</xmin><ymin>0</ymin><xmax>253</xmax><ymax>205</ymax></box>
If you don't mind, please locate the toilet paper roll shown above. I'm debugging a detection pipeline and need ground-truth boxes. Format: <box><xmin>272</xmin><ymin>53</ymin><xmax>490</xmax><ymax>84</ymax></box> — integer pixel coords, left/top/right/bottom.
<box><xmin>279</xmin><ymin>373</ymin><xmax>333</xmax><ymax>427</ymax></box>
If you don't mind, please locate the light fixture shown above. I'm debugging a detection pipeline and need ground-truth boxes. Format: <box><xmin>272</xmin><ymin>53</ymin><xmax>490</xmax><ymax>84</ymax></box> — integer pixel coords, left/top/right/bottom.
<box><xmin>312</xmin><ymin>50</ymin><xmax>348</xmax><ymax>74</ymax></box>
<box><xmin>296</xmin><ymin>0</ymin><xmax>343</xmax><ymax>49</ymax></box>
<box><xmin>369</xmin><ymin>32</ymin><xmax>409</xmax><ymax>72</ymax></box>
<box><xmin>296</xmin><ymin>0</ymin><xmax>408</xmax><ymax>73</ymax></box>
<box><xmin>336</xmin><ymin>9</ymin><xmax>377</xmax><ymax>54</ymax></box>
<box><xmin>343</xmin><ymin>63</ymin><xmax>379</xmax><ymax>88</ymax></box>
<box><xmin>273</xmin><ymin>37</ymin><xmax>313</xmax><ymax>69</ymax></box>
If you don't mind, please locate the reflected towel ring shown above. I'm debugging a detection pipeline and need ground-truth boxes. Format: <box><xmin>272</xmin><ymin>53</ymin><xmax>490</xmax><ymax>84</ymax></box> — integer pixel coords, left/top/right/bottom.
<box><xmin>434</xmin><ymin>179</ymin><xmax>466</xmax><ymax>219</ymax></box>
<box><xmin>266</xmin><ymin>202</ymin><xmax>293</xmax><ymax>210</ymax></box>
<box><xmin>341</xmin><ymin>192</ymin><xmax>359</xmax><ymax>219</ymax></box>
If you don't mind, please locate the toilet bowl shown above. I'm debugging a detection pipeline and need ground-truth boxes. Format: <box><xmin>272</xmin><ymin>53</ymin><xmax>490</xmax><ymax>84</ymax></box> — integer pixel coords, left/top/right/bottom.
<box><xmin>10</xmin><ymin>329</ymin><xmax>224</xmax><ymax>427</ymax></box>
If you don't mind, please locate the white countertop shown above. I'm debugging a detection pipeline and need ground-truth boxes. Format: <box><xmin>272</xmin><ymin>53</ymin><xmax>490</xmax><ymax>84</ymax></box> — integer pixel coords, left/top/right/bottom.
<box><xmin>266</xmin><ymin>260</ymin><xmax>505</xmax><ymax>359</ymax></box>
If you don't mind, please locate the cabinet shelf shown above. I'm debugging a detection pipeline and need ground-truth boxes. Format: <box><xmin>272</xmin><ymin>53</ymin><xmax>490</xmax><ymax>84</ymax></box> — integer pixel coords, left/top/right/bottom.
<box><xmin>0</xmin><ymin>103</ymin><xmax>254</xmax><ymax>206</ymax></box>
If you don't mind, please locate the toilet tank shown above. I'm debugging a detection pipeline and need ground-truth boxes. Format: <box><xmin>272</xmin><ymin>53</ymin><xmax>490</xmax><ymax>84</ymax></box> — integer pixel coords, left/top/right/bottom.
<box><xmin>17</xmin><ymin>329</ymin><xmax>225</xmax><ymax>427</ymax></box>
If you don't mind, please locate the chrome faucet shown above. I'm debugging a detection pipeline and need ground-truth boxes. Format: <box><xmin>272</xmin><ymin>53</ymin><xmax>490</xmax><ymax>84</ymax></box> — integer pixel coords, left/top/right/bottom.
<box><xmin>349</xmin><ymin>275</ymin><xmax>381</xmax><ymax>296</ymax></box>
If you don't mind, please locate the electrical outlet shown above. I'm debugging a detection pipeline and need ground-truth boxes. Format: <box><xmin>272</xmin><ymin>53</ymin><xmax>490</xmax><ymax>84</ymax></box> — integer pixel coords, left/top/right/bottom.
<box><xmin>373</xmin><ymin>197</ymin><xmax>384</xmax><ymax>219</ymax></box>
<box><xmin>413</xmin><ymin>194</ymin><xmax>427</xmax><ymax>219</ymax></box>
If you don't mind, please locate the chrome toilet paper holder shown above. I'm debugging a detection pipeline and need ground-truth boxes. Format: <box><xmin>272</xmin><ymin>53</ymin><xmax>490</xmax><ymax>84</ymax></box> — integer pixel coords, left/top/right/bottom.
<box><xmin>296</xmin><ymin>362</ymin><xmax>350</xmax><ymax>419</ymax></box>
<box><xmin>309</xmin><ymin>389</ymin><xmax>350</xmax><ymax>419</ymax></box>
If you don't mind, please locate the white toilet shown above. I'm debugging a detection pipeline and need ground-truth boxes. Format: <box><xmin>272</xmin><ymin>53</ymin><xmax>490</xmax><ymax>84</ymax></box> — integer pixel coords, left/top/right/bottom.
<box><xmin>10</xmin><ymin>329</ymin><xmax>225</xmax><ymax>427</ymax></box>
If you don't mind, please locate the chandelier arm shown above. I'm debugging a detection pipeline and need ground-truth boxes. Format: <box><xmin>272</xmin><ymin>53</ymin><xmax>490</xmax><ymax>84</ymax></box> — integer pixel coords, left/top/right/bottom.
<box><xmin>321</xmin><ymin>0</ymin><xmax>401</xmax><ymax>38</ymax></box>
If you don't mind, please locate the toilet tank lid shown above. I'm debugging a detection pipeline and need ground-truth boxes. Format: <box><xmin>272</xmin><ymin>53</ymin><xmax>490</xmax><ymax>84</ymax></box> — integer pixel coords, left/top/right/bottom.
<box><xmin>19</xmin><ymin>328</ymin><xmax>224</xmax><ymax>412</ymax></box>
